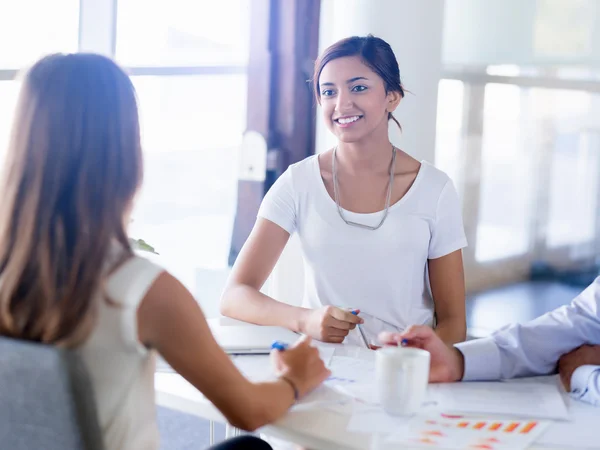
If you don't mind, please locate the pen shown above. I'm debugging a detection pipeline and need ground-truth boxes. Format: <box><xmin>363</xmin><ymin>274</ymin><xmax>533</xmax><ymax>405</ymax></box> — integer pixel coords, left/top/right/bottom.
<box><xmin>271</xmin><ymin>340</ymin><xmax>289</xmax><ymax>351</ymax></box>
<box><xmin>351</xmin><ymin>310</ymin><xmax>370</xmax><ymax>349</ymax></box>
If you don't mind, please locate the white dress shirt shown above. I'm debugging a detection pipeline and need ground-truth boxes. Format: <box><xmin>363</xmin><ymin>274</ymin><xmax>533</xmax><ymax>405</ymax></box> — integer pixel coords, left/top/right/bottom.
<box><xmin>456</xmin><ymin>277</ymin><xmax>600</xmax><ymax>406</ymax></box>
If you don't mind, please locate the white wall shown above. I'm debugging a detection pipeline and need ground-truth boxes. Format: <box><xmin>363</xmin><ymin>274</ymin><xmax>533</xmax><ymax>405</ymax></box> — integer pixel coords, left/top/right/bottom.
<box><xmin>78</xmin><ymin>0</ymin><xmax>116</xmax><ymax>55</ymax></box>
<box><xmin>316</xmin><ymin>0</ymin><xmax>445</xmax><ymax>163</ymax></box>
<box><xmin>443</xmin><ymin>0</ymin><xmax>600</xmax><ymax>67</ymax></box>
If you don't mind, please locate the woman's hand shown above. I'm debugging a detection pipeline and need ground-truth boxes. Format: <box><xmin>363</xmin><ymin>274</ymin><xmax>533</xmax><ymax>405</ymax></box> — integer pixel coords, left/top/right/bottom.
<box><xmin>271</xmin><ymin>335</ymin><xmax>331</xmax><ymax>397</ymax></box>
<box><xmin>300</xmin><ymin>306</ymin><xmax>363</xmax><ymax>343</ymax></box>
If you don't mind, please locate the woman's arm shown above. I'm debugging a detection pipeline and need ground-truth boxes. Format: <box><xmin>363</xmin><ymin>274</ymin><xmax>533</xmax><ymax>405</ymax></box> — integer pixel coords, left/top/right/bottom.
<box><xmin>220</xmin><ymin>218</ymin><xmax>310</xmax><ymax>332</ymax></box>
<box><xmin>137</xmin><ymin>272</ymin><xmax>330</xmax><ymax>431</ymax></box>
<box><xmin>220</xmin><ymin>218</ymin><xmax>362</xmax><ymax>342</ymax></box>
<box><xmin>428</xmin><ymin>249</ymin><xmax>466</xmax><ymax>345</ymax></box>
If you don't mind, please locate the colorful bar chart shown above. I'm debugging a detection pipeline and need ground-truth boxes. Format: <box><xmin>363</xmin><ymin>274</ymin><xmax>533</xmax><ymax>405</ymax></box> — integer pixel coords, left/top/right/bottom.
<box><xmin>520</xmin><ymin>422</ymin><xmax>537</xmax><ymax>434</ymax></box>
<box><xmin>432</xmin><ymin>418</ymin><xmax>539</xmax><ymax>434</ymax></box>
<box><xmin>390</xmin><ymin>415</ymin><xmax>549</xmax><ymax>450</ymax></box>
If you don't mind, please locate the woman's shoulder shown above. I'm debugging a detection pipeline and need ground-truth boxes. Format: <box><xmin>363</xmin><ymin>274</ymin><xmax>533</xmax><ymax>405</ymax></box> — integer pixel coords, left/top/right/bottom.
<box><xmin>419</xmin><ymin>160</ymin><xmax>452</xmax><ymax>187</ymax></box>
<box><xmin>286</xmin><ymin>154</ymin><xmax>319</xmax><ymax>177</ymax></box>
<box><xmin>395</xmin><ymin>150</ymin><xmax>452</xmax><ymax>193</ymax></box>
<box><xmin>104</xmin><ymin>252</ymin><xmax>165</xmax><ymax>307</ymax></box>
<box><xmin>275</xmin><ymin>154</ymin><xmax>319</xmax><ymax>193</ymax></box>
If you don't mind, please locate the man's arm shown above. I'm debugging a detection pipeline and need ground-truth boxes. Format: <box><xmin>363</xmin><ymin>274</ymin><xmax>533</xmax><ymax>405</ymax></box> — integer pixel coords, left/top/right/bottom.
<box><xmin>456</xmin><ymin>277</ymin><xmax>600</xmax><ymax>382</ymax></box>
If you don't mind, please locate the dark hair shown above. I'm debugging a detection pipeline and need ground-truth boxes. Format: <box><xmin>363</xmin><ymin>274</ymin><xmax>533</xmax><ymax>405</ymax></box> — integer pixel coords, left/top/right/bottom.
<box><xmin>312</xmin><ymin>34</ymin><xmax>405</xmax><ymax>131</ymax></box>
<box><xmin>0</xmin><ymin>53</ymin><xmax>142</xmax><ymax>347</ymax></box>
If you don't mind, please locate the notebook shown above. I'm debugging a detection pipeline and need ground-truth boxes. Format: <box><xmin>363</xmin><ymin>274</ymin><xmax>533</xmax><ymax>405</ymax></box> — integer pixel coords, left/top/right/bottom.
<box><xmin>210</xmin><ymin>324</ymin><xmax>300</xmax><ymax>355</ymax></box>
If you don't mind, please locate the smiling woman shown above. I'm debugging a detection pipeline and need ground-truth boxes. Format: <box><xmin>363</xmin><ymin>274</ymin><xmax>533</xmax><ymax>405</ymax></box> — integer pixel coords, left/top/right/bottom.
<box><xmin>314</xmin><ymin>36</ymin><xmax>405</xmax><ymax>137</ymax></box>
<box><xmin>221</xmin><ymin>35</ymin><xmax>468</xmax><ymax>349</ymax></box>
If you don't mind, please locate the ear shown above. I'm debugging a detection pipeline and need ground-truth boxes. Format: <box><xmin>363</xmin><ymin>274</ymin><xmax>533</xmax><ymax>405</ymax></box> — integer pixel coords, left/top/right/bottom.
<box><xmin>386</xmin><ymin>90</ymin><xmax>402</xmax><ymax>113</ymax></box>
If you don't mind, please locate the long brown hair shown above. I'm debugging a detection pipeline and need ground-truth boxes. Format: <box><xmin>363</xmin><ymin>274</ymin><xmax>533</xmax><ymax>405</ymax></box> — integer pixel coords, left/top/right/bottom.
<box><xmin>0</xmin><ymin>53</ymin><xmax>142</xmax><ymax>347</ymax></box>
<box><xmin>313</xmin><ymin>35</ymin><xmax>405</xmax><ymax>131</ymax></box>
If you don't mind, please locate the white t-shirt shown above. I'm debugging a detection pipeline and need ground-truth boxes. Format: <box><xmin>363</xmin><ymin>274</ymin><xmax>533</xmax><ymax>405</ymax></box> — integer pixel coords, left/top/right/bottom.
<box><xmin>258</xmin><ymin>155</ymin><xmax>467</xmax><ymax>345</ymax></box>
<box><xmin>75</xmin><ymin>254</ymin><xmax>164</xmax><ymax>450</ymax></box>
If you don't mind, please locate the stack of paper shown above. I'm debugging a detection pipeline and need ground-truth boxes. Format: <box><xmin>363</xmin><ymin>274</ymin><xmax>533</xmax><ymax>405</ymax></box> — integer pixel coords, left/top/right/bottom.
<box><xmin>535</xmin><ymin>397</ymin><xmax>600</xmax><ymax>449</ymax></box>
<box><xmin>336</xmin><ymin>362</ymin><xmax>579</xmax><ymax>449</ymax></box>
<box><xmin>427</xmin><ymin>381</ymin><xmax>569</xmax><ymax>420</ymax></box>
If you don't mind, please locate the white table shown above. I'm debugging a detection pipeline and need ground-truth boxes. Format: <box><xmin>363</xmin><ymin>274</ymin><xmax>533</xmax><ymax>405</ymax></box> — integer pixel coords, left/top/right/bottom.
<box><xmin>155</xmin><ymin>318</ymin><xmax>594</xmax><ymax>450</ymax></box>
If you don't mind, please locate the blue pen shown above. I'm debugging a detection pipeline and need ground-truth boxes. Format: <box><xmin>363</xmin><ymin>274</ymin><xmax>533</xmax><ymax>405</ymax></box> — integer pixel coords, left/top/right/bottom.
<box><xmin>351</xmin><ymin>310</ymin><xmax>370</xmax><ymax>349</ymax></box>
<box><xmin>271</xmin><ymin>340</ymin><xmax>289</xmax><ymax>351</ymax></box>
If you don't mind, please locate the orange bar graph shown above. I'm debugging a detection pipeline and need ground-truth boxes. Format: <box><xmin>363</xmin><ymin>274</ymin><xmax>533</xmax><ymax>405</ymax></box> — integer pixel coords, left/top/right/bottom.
<box><xmin>504</xmin><ymin>422</ymin><xmax>520</xmax><ymax>433</ymax></box>
<box><xmin>520</xmin><ymin>422</ymin><xmax>538</xmax><ymax>434</ymax></box>
<box><xmin>473</xmin><ymin>422</ymin><xmax>486</xmax><ymax>430</ymax></box>
<box><xmin>458</xmin><ymin>422</ymin><xmax>469</xmax><ymax>428</ymax></box>
<box><xmin>488</xmin><ymin>423</ymin><xmax>502</xmax><ymax>431</ymax></box>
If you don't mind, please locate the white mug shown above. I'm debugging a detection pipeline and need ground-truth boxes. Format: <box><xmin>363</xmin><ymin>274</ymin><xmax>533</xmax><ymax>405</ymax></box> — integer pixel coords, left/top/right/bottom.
<box><xmin>376</xmin><ymin>346</ymin><xmax>430</xmax><ymax>416</ymax></box>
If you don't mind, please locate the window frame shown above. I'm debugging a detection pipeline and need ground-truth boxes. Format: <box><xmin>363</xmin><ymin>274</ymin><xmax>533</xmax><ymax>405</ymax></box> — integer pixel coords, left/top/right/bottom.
<box><xmin>1</xmin><ymin>0</ymin><xmax>322</xmax><ymax>271</ymax></box>
<box><xmin>440</xmin><ymin>67</ymin><xmax>600</xmax><ymax>292</ymax></box>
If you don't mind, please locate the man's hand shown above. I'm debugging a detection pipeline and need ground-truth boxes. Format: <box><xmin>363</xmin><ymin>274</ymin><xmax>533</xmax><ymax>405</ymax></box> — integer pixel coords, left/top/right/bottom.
<box><xmin>378</xmin><ymin>325</ymin><xmax>465</xmax><ymax>383</ymax></box>
<box><xmin>558</xmin><ymin>345</ymin><xmax>600</xmax><ymax>391</ymax></box>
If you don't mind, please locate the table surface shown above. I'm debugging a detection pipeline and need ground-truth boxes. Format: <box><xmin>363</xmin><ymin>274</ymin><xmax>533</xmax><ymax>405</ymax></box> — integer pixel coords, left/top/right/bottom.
<box><xmin>154</xmin><ymin>317</ymin><xmax>593</xmax><ymax>450</ymax></box>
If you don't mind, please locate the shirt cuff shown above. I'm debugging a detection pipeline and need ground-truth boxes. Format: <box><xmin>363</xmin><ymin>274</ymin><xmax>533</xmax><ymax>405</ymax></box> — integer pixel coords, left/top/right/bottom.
<box><xmin>455</xmin><ymin>338</ymin><xmax>502</xmax><ymax>381</ymax></box>
<box><xmin>570</xmin><ymin>365</ymin><xmax>598</xmax><ymax>397</ymax></box>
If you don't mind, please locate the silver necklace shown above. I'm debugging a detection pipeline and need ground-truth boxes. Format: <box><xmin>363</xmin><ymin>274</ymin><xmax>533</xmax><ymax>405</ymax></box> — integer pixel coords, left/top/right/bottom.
<box><xmin>332</xmin><ymin>145</ymin><xmax>397</xmax><ymax>231</ymax></box>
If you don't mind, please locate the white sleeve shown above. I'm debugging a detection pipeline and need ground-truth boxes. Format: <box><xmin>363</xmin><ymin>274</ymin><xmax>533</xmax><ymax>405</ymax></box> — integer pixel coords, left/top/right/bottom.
<box><xmin>457</xmin><ymin>277</ymin><xmax>600</xmax><ymax>382</ymax></box>
<box><xmin>429</xmin><ymin>179</ymin><xmax>468</xmax><ymax>259</ymax></box>
<box><xmin>570</xmin><ymin>365</ymin><xmax>600</xmax><ymax>406</ymax></box>
<box><xmin>257</xmin><ymin>168</ymin><xmax>297</xmax><ymax>234</ymax></box>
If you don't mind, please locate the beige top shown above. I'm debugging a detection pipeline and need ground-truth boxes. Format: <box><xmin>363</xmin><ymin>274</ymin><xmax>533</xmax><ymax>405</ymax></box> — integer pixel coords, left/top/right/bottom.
<box><xmin>75</xmin><ymin>254</ymin><xmax>164</xmax><ymax>450</ymax></box>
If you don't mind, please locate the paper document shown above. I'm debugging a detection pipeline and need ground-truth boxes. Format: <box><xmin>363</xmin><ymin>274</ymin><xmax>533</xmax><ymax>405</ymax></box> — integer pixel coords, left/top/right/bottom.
<box><xmin>317</xmin><ymin>346</ymin><xmax>335</xmax><ymax>366</ymax></box>
<box><xmin>234</xmin><ymin>355</ymin><xmax>273</xmax><ymax>381</ymax></box>
<box><xmin>347</xmin><ymin>405</ymin><xmax>410</xmax><ymax>434</ymax></box>
<box><xmin>326</xmin><ymin>356</ymin><xmax>376</xmax><ymax>385</ymax></box>
<box><xmin>535</xmin><ymin>398</ymin><xmax>600</xmax><ymax>448</ymax></box>
<box><xmin>292</xmin><ymin>384</ymin><xmax>351</xmax><ymax>414</ymax></box>
<box><xmin>428</xmin><ymin>381</ymin><xmax>569</xmax><ymax>420</ymax></box>
<box><xmin>231</xmin><ymin>344</ymin><xmax>334</xmax><ymax>381</ymax></box>
<box><xmin>386</xmin><ymin>413</ymin><xmax>550</xmax><ymax>449</ymax></box>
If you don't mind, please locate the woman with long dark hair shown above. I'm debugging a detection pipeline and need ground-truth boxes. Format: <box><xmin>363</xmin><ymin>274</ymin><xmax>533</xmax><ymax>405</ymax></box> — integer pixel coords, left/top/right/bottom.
<box><xmin>0</xmin><ymin>53</ymin><xmax>330</xmax><ymax>450</ymax></box>
<box><xmin>222</xmin><ymin>35</ymin><xmax>467</xmax><ymax>348</ymax></box>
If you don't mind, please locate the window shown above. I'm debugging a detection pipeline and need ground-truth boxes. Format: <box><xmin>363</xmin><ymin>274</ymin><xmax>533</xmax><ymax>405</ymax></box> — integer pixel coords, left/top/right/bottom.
<box><xmin>540</xmin><ymin>89</ymin><xmax>600</xmax><ymax>248</ymax></box>
<box><xmin>436</xmin><ymin>73</ymin><xmax>600</xmax><ymax>291</ymax></box>
<box><xmin>476</xmin><ymin>84</ymin><xmax>535</xmax><ymax>262</ymax></box>
<box><xmin>0</xmin><ymin>0</ymin><xmax>310</xmax><ymax>315</ymax></box>
<box><xmin>129</xmin><ymin>74</ymin><xmax>247</xmax><ymax>288</ymax></box>
<box><xmin>115</xmin><ymin>0</ymin><xmax>250</xmax><ymax>67</ymax></box>
<box><xmin>0</xmin><ymin>0</ymin><xmax>79</xmax><ymax>160</ymax></box>
<box><xmin>116</xmin><ymin>0</ymin><xmax>252</xmax><ymax>306</ymax></box>
<box><xmin>0</xmin><ymin>0</ymin><xmax>79</xmax><ymax>69</ymax></box>
<box><xmin>0</xmin><ymin>81</ymin><xmax>21</xmax><ymax>164</ymax></box>
<box><xmin>435</xmin><ymin>79</ymin><xmax>465</xmax><ymax>188</ymax></box>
